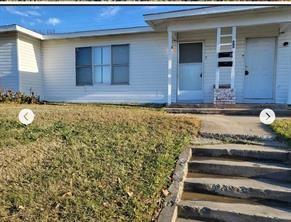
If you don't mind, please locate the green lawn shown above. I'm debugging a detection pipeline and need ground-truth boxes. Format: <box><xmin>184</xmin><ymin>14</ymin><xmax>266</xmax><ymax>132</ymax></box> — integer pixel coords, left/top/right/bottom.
<box><xmin>271</xmin><ymin>119</ymin><xmax>291</xmax><ymax>145</ymax></box>
<box><xmin>0</xmin><ymin>104</ymin><xmax>200</xmax><ymax>222</ymax></box>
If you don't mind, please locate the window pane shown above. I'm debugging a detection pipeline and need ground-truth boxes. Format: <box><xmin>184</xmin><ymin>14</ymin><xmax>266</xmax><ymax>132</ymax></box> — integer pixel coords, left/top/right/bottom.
<box><xmin>76</xmin><ymin>47</ymin><xmax>92</xmax><ymax>66</ymax></box>
<box><xmin>76</xmin><ymin>67</ymin><xmax>92</xmax><ymax>85</ymax></box>
<box><xmin>93</xmin><ymin>47</ymin><xmax>102</xmax><ymax>65</ymax></box>
<box><xmin>112</xmin><ymin>45</ymin><xmax>129</xmax><ymax>65</ymax></box>
<box><xmin>179</xmin><ymin>43</ymin><xmax>202</xmax><ymax>63</ymax></box>
<box><xmin>102</xmin><ymin>66</ymin><xmax>111</xmax><ymax>84</ymax></box>
<box><xmin>102</xmin><ymin>46</ymin><xmax>111</xmax><ymax>65</ymax></box>
<box><xmin>112</xmin><ymin>66</ymin><xmax>129</xmax><ymax>84</ymax></box>
<box><xmin>94</xmin><ymin>66</ymin><xmax>102</xmax><ymax>83</ymax></box>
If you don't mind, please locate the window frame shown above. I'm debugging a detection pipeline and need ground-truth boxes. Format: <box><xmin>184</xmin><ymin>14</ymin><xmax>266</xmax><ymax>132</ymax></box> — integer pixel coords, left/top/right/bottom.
<box><xmin>111</xmin><ymin>44</ymin><xmax>130</xmax><ymax>85</ymax></box>
<box><xmin>75</xmin><ymin>44</ymin><xmax>130</xmax><ymax>87</ymax></box>
<box><xmin>92</xmin><ymin>46</ymin><xmax>112</xmax><ymax>85</ymax></box>
<box><xmin>75</xmin><ymin>47</ymin><xmax>93</xmax><ymax>86</ymax></box>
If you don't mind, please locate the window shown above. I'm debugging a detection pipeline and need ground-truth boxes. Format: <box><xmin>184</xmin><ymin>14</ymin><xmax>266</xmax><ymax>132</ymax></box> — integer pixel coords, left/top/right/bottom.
<box><xmin>75</xmin><ymin>44</ymin><xmax>129</xmax><ymax>86</ymax></box>
<box><xmin>76</xmin><ymin>47</ymin><xmax>93</xmax><ymax>86</ymax></box>
<box><xmin>93</xmin><ymin>46</ymin><xmax>111</xmax><ymax>84</ymax></box>
<box><xmin>112</xmin><ymin>45</ymin><xmax>129</xmax><ymax>84</ymax></box>
<box><xmin>179</xmin><ymin>43</ymin><xmax>202</xmax><ymax>63</ymax></box>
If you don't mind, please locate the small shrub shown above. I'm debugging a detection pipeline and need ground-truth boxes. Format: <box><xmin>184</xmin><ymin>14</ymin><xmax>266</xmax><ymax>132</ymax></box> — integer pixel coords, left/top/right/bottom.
<box><xmin>0</xmin><ymin>89</ymin><xmax>40</xmax><ymax>104</ymax></box>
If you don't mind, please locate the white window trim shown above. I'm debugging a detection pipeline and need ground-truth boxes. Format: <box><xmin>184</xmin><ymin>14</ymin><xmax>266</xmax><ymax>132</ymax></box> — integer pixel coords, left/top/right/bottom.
<box><xmin>76</xmin><ymin>44</ymin><xmax>130</xmax><ymax>87</ymax></box>
<box><xmin>92</xmin><ymin>45</ymin><xmax>112</xmax><ymax>85</ymax></box>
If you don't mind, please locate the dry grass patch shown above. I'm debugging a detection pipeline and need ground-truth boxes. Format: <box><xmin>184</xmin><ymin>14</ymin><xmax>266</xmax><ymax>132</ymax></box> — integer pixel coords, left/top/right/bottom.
<box><xmin>271</xmin><ymin>119</ymin><xmax>291</xmax><ymax>145</ymax></box>
<box><xmin>0</xmin><ymin>104</ymin><xmax>200</xmax><ymax>221</ymax></box>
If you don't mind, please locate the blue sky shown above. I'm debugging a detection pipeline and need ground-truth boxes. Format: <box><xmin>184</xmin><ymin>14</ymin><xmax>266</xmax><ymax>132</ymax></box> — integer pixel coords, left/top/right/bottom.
<box><xmin>0</xmin><ymin>6</ymin><xmax>199</xmax><ymax>34</ymax></box>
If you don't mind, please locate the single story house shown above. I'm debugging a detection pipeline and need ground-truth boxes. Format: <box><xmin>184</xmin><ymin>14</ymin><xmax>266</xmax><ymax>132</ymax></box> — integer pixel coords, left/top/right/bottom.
<box><xmin>1</xmin><ymin>6</ymin><xmax>291</xmax><ymax>105</ymax></box>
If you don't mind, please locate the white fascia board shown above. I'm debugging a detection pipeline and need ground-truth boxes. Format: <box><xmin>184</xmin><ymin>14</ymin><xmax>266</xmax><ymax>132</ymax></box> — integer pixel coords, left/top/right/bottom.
<box><xmin>144</xmin><ymin>6</ymin><xmax>275</xmax><ymax>23</ymax></box>
<box><xmin>0</xmin><ymin>25</ymin><xmax>154</xmax><ymax>40</ymax></box>
<box><xmin>167</xmin><ymin>9</ymin><xmax>291</xmax><ymax>32</ymax></box>
<box><xmin>0</xmin><ymin>24</ymin><xmax>43</xmax><ymax>39</ymax></box>
<box><xmin>15</xmin><ymin>25</ymin><xmax>43</xmax><ymax>39</ymax></box>
<box><xmin>42</xmin><ymin>26</ymin><xmax>154</xmax><ymax>40</ymax></box>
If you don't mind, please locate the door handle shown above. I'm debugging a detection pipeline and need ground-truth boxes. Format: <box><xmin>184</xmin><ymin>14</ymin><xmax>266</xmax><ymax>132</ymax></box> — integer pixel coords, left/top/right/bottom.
<box><xmin>200</xmin><ymin>73</ymin><xmax>203</xmax><ymax>78</ymax></box>
<box><xmin>245</xmin><ymin>70</ymin><xmax>249</xmax><ymax>76</ymax></box>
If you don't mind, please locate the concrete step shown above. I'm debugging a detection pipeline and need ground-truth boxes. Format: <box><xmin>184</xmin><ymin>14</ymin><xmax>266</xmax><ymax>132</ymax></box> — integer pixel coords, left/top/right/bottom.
<box><xmin>168</xmin><ymin>103</ymin><xmax>288</xmax><ymax>109</ymax></box>
<box><xmin>192</xmin><ymin>144</ymin><xmax>291</xmax><ymax>162</ymax></box>
<box><xmin>184</xmin><ymin>177</ymin><xmax>291</xmax><ymax>203</ymax></box>
<box><xmin>178</xmin><ymin>200</ymin><xmax>291</xmax><ymax>222</ymax></box>
<box><xmin>176</xmin><ymin>218</ymin><xmax>206</xmax><ymax>222</ymax></box>
<box><xmin>165</xmin><ymin>107</ymin><xmax>291</xmax><ymax>116</ymax></box>
<box><xmin>188</xmin><ymin>158</ymin><xmax>291</xmax><ymax>182</ymax></box>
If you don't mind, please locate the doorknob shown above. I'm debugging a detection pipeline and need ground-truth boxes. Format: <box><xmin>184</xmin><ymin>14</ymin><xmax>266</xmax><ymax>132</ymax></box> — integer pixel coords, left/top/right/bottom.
<box><xmin>245</xmin><ymin>70</ymin><xmax>249</xmax><ymax>76</ymax></box>
<box><xmin>200</xmin><ymin>73</ymin><xmax>203</xmax><ymax>78</ymax></box>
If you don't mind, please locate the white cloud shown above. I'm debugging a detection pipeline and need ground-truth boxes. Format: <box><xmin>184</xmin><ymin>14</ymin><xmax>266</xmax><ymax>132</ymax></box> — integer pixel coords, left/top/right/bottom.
<box><xmin>46</xmin><ymin>17</ymin><xmax>61</xmax><ymax>26</ymax></box>
<box><xmin>35</xmin><ymin>18</ymin><xmax>43</xmax><ymax>23</ymax></box>
<box><xmin>5</xmin><ymin>7</ymin><xmax>29</xmax><ymax>17</ymax></box>
<box><xmin>26</xmin><ymin>10</ymin><xmax>41</xmax><ymax>17</ymax></box>
<box><xmin>5</xmin><ymin>6</ymin><xmax>41</xmax><ymax>17</ymax></box>
<box><xmin>99</xmin><ymin>6</ymin><xmax>121</xmax><ymax>18</ymax></box>
<box><xmin>143</xmin><ymin>6</ymin><xmax>158</xmax><ymax>10</ymax></box>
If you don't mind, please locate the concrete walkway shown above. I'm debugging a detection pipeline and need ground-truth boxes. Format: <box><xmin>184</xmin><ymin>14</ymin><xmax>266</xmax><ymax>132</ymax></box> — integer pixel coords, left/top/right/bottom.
<box><xmin>196</xmin><ymin>114</ymin><xmax>275</xmax><ymax>138</ymax></box>
<box><xmin>175</xmin><ymin>114</ymin><xmax>291</xmax><ymax>222</ymax></box>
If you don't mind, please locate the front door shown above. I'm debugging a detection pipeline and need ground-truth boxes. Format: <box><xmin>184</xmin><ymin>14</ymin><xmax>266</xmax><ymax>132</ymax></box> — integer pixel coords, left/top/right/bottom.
<box><xmin>244</xmin><ymin>38</ymin><xmax>275</xmax><ymax>100</ymax></box>
<box><xmin>178</xmin><ymin>42</ymin><xmax>203</xmax><ymax>102</ymax></box>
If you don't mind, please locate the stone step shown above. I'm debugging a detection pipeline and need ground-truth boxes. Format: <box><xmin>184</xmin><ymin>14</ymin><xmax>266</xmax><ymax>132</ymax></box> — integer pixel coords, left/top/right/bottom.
<box><xmin>192</xmin><ymin>144</ymin><xmax>291</xmax><ymax>162</ymax></box>
<box><xmin>184</xmin><ymin>177</ymin><xmax>291</xmax><ymax>203</ymax></box>
<box><xmin>178</xmin><ymin>200</ymin><xmax>291</xmax><ymax>222</ymax></box>
<box><xmin>188</xmin><ymin>158</ymin><xmax>291</xmax><ymax>182</ymax></box>
<box><xmin>176</xmin><ymin>218</ymin><xmax>206</xmax><ymax>222</ymax></box>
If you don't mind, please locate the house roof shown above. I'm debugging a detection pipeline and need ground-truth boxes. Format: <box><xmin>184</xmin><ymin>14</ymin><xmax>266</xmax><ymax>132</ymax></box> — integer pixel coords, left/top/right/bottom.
<box><xmin>42</xmin><ymin>26</ymin><xmax>154</xmax><ymax>40</ymax></box>
<box><xmin>0</xmin><ymin>6</ymin><xmax>286</xmax><ymax>40</ymax></box>
<box><xmin>0</xmin><ymin>24</ymin><xmax>43</xmax><ymax>39</ymax></box>
<box><xmin>0</xmin><ymin>24</ymin><xmax>154</xmax><ymax>40</ymax></box>
<box><xmin>144</xmin><ymin>6</ymin><xmax>279</xmax><ymax>26</ymax></box>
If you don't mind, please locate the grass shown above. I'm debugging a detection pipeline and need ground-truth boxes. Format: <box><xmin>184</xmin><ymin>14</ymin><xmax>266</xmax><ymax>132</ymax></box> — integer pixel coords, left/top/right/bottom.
<box><xmin>271</xmin><ymin>119</ymin><xmax>291</xmax><ymax>145</ymax></box>
<box><xmin>0</xmin><ymin>104</ymin><xmax>200</xmax><ymax>222</ymax></box>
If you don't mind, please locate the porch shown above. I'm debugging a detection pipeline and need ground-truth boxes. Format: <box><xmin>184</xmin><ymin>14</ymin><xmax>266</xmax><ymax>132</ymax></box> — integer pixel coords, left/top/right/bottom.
<box><xmin>165</xmin><ymin>8</ymin><xmax>291</xmax><ymax>105</ymax></box>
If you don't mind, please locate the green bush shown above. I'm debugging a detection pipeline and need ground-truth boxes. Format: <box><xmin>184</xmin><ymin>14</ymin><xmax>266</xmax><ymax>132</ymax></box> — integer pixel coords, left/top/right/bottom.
<box><xmin>0</xmin><ymin>90</ymin><xmax>40</xmax><ymax>104</ymax></box>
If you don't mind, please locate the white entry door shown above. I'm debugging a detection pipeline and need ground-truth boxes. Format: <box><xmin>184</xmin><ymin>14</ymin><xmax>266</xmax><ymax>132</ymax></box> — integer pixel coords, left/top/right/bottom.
<box><xmin>178</xmin><ymin>42</ymin><xmax>203</xmax><ymax>102</ymax></box>
<box><xmin>244</xmin><ymin>38</ymin><xmax>275</xmax><ymax>100</ymax></box>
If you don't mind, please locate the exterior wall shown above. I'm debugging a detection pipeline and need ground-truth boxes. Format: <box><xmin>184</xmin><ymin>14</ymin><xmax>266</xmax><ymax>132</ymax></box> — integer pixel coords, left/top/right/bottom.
<box><xmin>17</xmin><ymin>33</ymin><xmax>43</xmax><ymax>97</ymax></box>
<box><xmin>276</xmin><ymin>25</ymin><xmax>291</xmax><ymax>104</ymax></box>
<box><xmin>0</xmin><ymin>32</ymin><xmax>19</xmax><ymax>91</ymax></box>
<box><xmin>175</xmin><ymin>24</ymin><xmax>285</xmax><ymax>103</ymax></box>
<box><xmin>42</xmin><ymin>32</ymin><xmax>168</xmax><ymax>103</ymax></box>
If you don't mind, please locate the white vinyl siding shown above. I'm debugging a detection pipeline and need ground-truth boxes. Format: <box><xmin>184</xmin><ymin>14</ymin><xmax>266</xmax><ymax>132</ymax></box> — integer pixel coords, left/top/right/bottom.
<box><xmin>17</xmin><ymin>33</ymin><xmax>42</xmax><ymax>97</ymax></box>
<box><xmin>276</xmin><ymin>25</ymin><xmax>291</xmax><ymax>104</ymax></box>
<box><xmin>0</xmin><ymin>33</ymin><xmax>19</xmax><ymax>91</ymax></box>
<box><xmin>42</xmin><ymin>32</ymin><xmax>167</xmax><ymax>103</ymax></box>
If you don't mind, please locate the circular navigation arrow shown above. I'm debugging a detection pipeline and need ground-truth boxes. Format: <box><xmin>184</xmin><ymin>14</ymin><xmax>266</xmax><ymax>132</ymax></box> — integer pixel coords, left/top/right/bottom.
<box><xmin>18</xmin><ymin>109</ymin><xmax>35</xmax><ymax>125</ymax></box>
<box><xmin>259</xmin><ymin>109</ymin><xmax>276</xmax><ymax>125</ymax></box>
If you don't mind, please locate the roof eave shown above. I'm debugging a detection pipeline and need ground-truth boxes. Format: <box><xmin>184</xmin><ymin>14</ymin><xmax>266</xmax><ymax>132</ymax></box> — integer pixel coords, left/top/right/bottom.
<box><xmin>42</xmin><ymin>26</ymin><xmax>154</xmax><ymax>40</ymax></box>
<box><xmin>144</xmin><ymin>6</ymin><xmax>279</xmax><ymax>28</ymax></box>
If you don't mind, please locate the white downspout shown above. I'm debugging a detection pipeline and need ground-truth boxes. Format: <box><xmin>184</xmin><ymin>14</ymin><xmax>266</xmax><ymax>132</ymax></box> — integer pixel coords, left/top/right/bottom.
<box><xmin>287</xmin><ymin>26</ymin><xmax>291</xmax><ymax>105</ymax></box>
<box><xmin>167</xmin><ymin>31</ymin><xmax>173</xmax><ymax>105</ymax></box>
<box><xmin>288</xmin><ymin>39</ymin><xmax>291</xmax><ymax>105</ymax></box>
